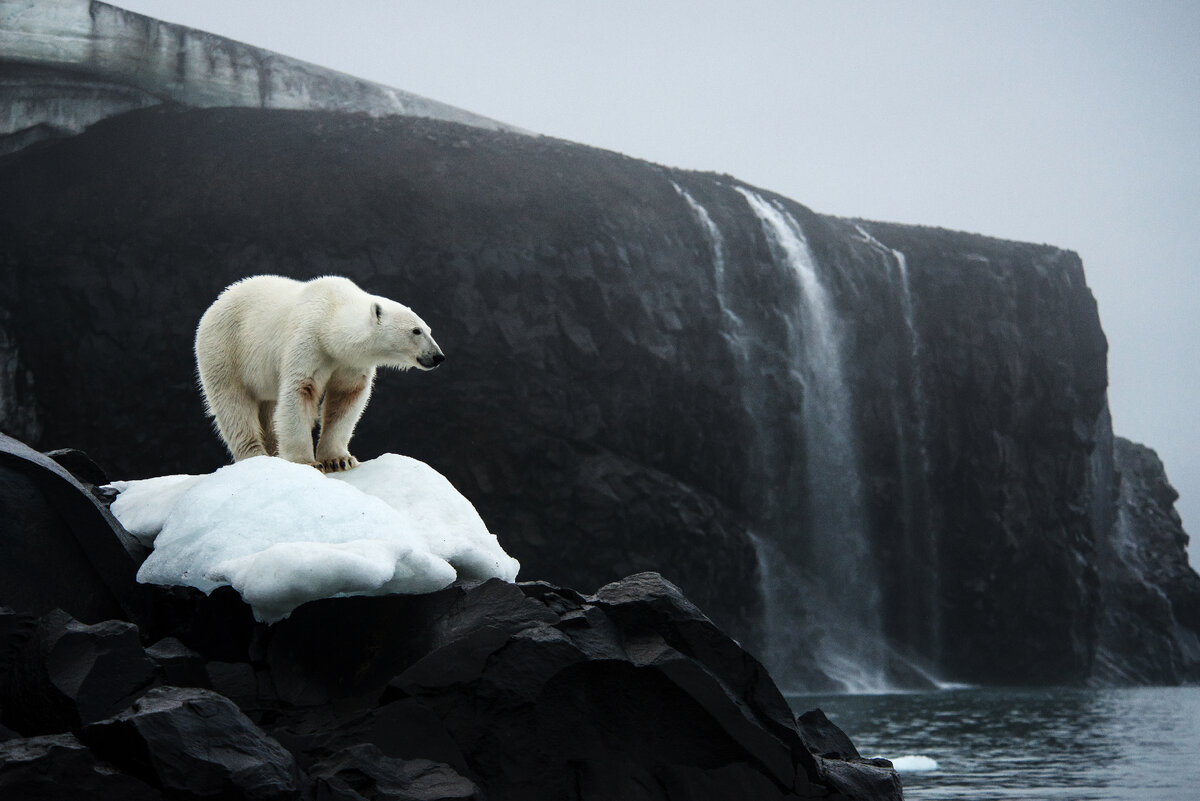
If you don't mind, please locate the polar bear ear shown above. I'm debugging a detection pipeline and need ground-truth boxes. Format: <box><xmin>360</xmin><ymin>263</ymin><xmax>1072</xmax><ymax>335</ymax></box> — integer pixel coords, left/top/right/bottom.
<box><xmin>373</xmin><ymin>302</ymin><xmax>383</xmax><ymax>323</ymax></box>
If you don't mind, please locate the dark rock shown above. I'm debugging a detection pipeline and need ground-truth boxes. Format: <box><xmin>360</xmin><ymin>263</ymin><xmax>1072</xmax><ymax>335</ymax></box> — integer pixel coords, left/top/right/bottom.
<box><xmin>144</xmin><ymin>637</ymin><xmax>210</xmax><ymax>689</ymax></box>
<box><xmin>379</xmin><ymin>573</ymin><xmax>833</xmax><ymax>800</ymax></box>
<box><xmin>45</xmin><ymin>447</ymin><xmax>109</xmax><ymax>486</ymax></box>
<box><xmin>795</xmin><ymin>708</ymin><xmax>904</xmax><ymax>800</ymax></box>
<box><xmin>207</xmin><ymin>660</ymin><xmax>265</xmax><ymax>709</ymax></box>
<box><xmin>271</xmin><ymin>699</ymin><xmax>472</xmax><ymax>782</ymax></box>
<box><xmin>0</xmin><ymin>732</ymin><xmax>161</xmax><ymax>800</ymax></box>
<box><xmin>1091</xmin><ymin>437</ymin><xmax>1200</xmax><ymax>683</ymax></box>
<box><xmin>0</xmin><ymin>607</ymin><xmax>35</xmax><ymax>683</ymax></box>
<box><xmin>2</xmin><ymin>609</ymin><xmax>156</xmax><ymax>735</ymax></box>
<box><xmin>797</xmin><ymin>708</ymin><xmax>861</xmax><ymax>760</ymax></box>
<box><xmin>82</xmin><ymin>685</ymin><xmax>301</xmax><ymax>800</ymax></box>
<box><xmin>143</xmin><ymin>584</ymin><xmax>260</xmax><ymax>664</ymax></box>
<box><xmin>1</xmin><ymin>561</ymin><xmax>897</xmax><ymax>799</ymax></box>
<box><xmin>263</xmin><ymin>580</ymin><xmax>555</xmax><ymax>708</ymax></box>
<box><xmin>0</xmin><ymin>434</ymin><xmax>150</xmax><ymax>627</ymax></box>
<box><xmin>814</xmin><ymin>757</ymin><xmax>904</xmax><ymax>801</ymax></box>
<box><xmin>309</xmin><ymin>744</ymin><xmax>480</xmax><ymax>801</ymax></box>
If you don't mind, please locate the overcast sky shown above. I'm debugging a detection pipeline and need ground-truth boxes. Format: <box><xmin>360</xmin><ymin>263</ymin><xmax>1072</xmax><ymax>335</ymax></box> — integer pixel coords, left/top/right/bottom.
<box><xmin>115</xmin><ymin>0</ymin><xmax>1200</xmax><ymax>563</ymax></box>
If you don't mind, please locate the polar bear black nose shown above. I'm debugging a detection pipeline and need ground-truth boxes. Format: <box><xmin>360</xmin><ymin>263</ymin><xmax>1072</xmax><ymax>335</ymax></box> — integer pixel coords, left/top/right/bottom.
<box><xmin>431</xmin><ymin>352</ymin><xmax>445</xmax><ymax>367</ymax></box>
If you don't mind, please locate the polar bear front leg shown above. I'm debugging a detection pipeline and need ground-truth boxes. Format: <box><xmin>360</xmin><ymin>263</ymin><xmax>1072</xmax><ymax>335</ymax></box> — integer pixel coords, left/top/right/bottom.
<box><xmin>274</xmin><ymin>375</ymin><xmax>322</xmax><ymax>467</ymax></box>
<box><xmin>315</xmin><ymin>369</ymin><xmax>374</xmax><ymax>473</ymax></box>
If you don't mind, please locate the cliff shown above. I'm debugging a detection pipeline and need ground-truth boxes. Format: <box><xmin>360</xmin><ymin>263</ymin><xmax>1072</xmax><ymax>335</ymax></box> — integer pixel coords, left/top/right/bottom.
<box><xmin>1</xmin><ymin>6</ymin><xmax>1197</xmax><ymax>692</ymax></box>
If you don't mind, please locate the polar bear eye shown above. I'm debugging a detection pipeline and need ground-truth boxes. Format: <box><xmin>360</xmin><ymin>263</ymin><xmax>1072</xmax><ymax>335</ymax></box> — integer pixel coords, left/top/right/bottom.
<box><xmin>411</xmin><ymin>327</ymin><xmax>423</xmax><ymax>336</ymax></box>
<box><xmin>373</xmin><ymin>303</ymin><xmax>383</xmax><ymax>322</ymax></box>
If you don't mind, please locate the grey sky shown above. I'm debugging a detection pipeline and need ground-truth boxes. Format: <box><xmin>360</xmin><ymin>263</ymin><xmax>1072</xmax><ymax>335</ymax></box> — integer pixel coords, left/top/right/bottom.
<box><xmin>113</xmin><ymin>1</ymin><xmax>1200</xmax><ymax>564</ymax></box>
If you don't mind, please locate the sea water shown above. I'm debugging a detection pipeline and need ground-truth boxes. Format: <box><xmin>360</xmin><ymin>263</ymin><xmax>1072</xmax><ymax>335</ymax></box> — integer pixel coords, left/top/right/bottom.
<box><xmin>787</xmin><ymin>686</ymin><xmax>1200</xmax><ymax>800</ymax></box>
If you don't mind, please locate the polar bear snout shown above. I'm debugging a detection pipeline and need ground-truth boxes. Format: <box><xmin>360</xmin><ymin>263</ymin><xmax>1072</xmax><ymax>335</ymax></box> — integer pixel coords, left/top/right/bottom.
<box><xmin>417</xmin><ymin>349</ymin><xmax>445</xmax><ymax>370</ymax></box>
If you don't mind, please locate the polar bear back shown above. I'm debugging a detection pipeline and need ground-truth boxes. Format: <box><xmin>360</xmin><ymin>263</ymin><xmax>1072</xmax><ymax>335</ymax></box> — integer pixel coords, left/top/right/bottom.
<box><xmin>196</xmin><ymin>274</ymin><xmax>310</xmax><ymax>401</ymax></box>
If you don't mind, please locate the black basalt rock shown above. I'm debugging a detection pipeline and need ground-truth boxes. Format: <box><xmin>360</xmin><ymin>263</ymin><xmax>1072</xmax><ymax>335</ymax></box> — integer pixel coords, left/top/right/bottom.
<box><xmin>0</xmin><ymin>434</ymin><xmax>151</xmax><ymax>627</ymax></box>
<box><xmin>796</xmin><ymin>709</ymin><xmax>903</xmax><ymax>801</ymax></box>
<box><xmin>797</xmin><ymin>708</ymin><xmax>861</xmax><ymax>761</ymax></box>
<box><xmin>0</xmin><ymin>732</ymin><xmax>161</xmax><ymax>800</ymax></box>
<box><xmin>82</xmin><ymin>685</ymin><xmax>301</xmax><ymax>800</ymax></box>
<box><xmin>376</xmin><ymin>573</ymin><xmax>834</xmax><ymax>800</ymax></box>
<box><xmin>2</xmin><ymin>609</ymin><xmax>157</xmax><ymax>735</ymax></box>
<box><xmin>308</xmin><ymin>744</ymin><xmax>480</xmax><ymax>801</ymax></box>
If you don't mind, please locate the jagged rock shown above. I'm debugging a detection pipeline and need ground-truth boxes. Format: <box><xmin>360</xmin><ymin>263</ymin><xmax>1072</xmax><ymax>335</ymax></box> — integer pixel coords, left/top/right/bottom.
<box><xmin>815</xmin><ymin>758</ymin><xmax>904</xmax><ymax>801</ymax></box>
<box><xmin>0</xmin><ymin>607</ymin><xmax>35</xmax><ymax>681</ymax></box>
<box><xmin>795</xmin><ymin>709</ymin><xmax>903</xmax><ymax>801</ymax></box>
<box><xmin>82</xmin><ymin>685</ymin><xmax>301</xmax><ymax>800</ymax></box>
<box><xmin>0</xmin><ymin>732</ymin><xmax>161</xmax><ymax>800</ymax></box>
<box><xmin>45</xmin><ymin>447</ymin><xmax>109</xmax><ymax>486</ymax></box>
<box><xmin>0</xmin><ymin>521</ymin><xmax>899</xmax><ymax>801</ymax></box>
<box><xmin>272</xmin><ymin>698</ymin><xmax>472</xmax><ymax>784</ymax></box>
<box><xmin>144</xmin><ymin>637</ymin><xmax>210</xmax><ymax>690</ymax></box>
<box><xmin>0</xmin><ymin>435</ymin><xmax>150</xmax><ymax>626</ymax></box>
<box><xmin>1091</xmin><ymin>437</ymin><xmax>1200</xmax><ymax>683</ymax></box>
<box><xmin>309</xmin><ymin>744</ymin><xmax>480</xmax><ymax>801</ymax></box>
<box><xmin>371</xmin><ymin>573</ymin><xmax>835</xmax><ymax>800</ymax></box>
<box><xmin>1</xmin><ymin>609</ymin><xmax>156</xmax><ymax>735</ymax></box>
<box><xmin>797</xmin><ymin>708</ymin><xmax>861</xmax><ymax>760</ymax></box>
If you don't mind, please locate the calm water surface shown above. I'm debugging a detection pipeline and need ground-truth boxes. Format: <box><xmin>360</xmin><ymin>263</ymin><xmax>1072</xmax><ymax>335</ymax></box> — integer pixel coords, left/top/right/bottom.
<box><xmin>787</xmin><ymin>687</ymin><xmax>1200</xmax><ymax>800</ymax></box>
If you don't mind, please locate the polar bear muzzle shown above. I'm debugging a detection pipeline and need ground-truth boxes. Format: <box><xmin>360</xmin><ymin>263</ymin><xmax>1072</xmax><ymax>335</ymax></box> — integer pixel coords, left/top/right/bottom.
<box><xmin>417</xmin><ymin>349</ymin><xmax>445</xmax><ymax>370</ymax></box>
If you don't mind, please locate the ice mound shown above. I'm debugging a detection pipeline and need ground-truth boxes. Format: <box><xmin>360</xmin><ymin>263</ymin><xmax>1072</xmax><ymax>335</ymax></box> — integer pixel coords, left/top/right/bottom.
<box><xmin>108</xmin><ymin>455</ymin><xmax>520</xmax><ymax>622</ymax></box>
<box><xmin>889</xmin><ymin>755</ymin><xmax>939</xmax><ymax>772</ymax></box>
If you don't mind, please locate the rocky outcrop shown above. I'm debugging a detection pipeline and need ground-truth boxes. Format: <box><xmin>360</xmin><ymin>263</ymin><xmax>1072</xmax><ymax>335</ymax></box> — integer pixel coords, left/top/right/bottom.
<box><xmin>0</xmin><ymin>7</ymin><xmax>1196</xmax><ymax>689</ymax></box>
<box><xmin>0</xmin><ymin>438</ymin><xmax>897</xmax><ymax>800</ymax></box>
<box><xmin>1090</xmin><ymin>437</ymin><xmax>1200</xmax><ymax>683</ymax></box>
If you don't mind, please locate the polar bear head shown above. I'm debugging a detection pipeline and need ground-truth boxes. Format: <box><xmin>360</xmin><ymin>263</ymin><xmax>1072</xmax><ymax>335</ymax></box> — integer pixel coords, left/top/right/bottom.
<box><xmin>368</xmin><ymin>297</ymin><xmax>445</xmax><ymax>371</ymax></box>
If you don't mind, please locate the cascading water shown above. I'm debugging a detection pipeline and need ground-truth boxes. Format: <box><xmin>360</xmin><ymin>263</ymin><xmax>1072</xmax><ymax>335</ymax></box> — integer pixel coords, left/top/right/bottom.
<box><xmin>732</xmin><ymin>188</ymin><xmax>888</xmax><ymax>691</ymax></box>
<box><xmin>670</xmin><ymin>182</ymin><xmax>745</xmax><ymax>347</ymax></box>
<box><xmin>856</xmin><ymin>225</ymin><xmax>942</xmax><ymax>665</ymax></box>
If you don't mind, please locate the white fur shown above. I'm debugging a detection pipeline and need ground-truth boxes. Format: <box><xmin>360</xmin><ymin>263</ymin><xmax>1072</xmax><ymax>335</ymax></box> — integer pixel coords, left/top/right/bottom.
<box><xmin>195</xmin><ymin>275</ymin><xmax>444</xmax><ymax>472</ymax></box>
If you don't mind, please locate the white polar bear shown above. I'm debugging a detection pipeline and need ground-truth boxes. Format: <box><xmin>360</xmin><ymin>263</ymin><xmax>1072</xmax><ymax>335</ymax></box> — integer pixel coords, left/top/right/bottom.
<box><xmin>195</xmin><ymin>275</ymin><xmax>444</xmax><ymax>473</ymax></box>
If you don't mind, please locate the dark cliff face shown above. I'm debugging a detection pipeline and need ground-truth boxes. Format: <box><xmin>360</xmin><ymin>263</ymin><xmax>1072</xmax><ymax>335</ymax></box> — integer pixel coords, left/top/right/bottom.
<box><xmin>844</xmin><ymin>222</ymin><xmax>1111</xmax><ymax>684</ymax></box>
<box><xmin>1091</xmin><ymin>437</ymin><xmax>1200</xmax><ymax>683</ymax></box>
<box><xmin>0</xmin><ymin>105</ymin><xmax>1196</xmax><ymax>688</ymax></box>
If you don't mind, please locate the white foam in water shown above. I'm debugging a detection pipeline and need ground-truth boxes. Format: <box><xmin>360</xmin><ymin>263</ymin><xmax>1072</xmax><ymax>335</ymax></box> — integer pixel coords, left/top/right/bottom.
<box><xmin>108</xmin><ymin>455</ymin><xmax>520</xmax><ymax>622</ymax></box>
<box><xmin>889</xmin><ymin>755</ymin><xmax>939</xmax><ymax>772</ymax></box>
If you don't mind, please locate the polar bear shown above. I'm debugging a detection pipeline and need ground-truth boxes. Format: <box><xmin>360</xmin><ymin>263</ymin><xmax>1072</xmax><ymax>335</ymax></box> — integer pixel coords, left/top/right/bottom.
<box><xmin>195</xmin><ymin>275</ymin><xmax>444</xmax><ymax>473</ymax></box>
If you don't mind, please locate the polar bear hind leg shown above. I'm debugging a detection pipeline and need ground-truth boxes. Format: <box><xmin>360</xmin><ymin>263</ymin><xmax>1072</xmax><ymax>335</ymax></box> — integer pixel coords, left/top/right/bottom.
<box><xmin>257</xmin><ymin>400</ymin><xmax>278</xmax><ymax>456</ymax></box>
<box><xmin>205</xmin><ymin>381</ymin><xmax>270</xmax><ymax>461</ymax></box>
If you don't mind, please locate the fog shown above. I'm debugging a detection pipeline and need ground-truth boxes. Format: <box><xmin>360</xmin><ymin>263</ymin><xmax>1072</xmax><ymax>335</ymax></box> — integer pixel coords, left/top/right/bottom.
<box><xmin>113</xmin><ymin>0</ymin><xmax>1200</xmax><ymax>563</ymax></box>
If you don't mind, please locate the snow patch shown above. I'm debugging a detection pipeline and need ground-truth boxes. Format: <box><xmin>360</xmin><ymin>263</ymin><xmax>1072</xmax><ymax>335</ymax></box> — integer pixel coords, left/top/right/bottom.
<box><xmin>108</xmin><ymin>455</ymin><xmax>519</xmax><ymax>622</ymax></box>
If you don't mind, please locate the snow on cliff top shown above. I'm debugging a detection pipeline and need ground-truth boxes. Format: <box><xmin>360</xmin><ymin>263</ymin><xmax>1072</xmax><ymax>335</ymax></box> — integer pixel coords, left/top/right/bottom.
<box><xmin>108</xmin><ymin>454</ymin><xmax>520</xmax><ymax>622</ymax></box>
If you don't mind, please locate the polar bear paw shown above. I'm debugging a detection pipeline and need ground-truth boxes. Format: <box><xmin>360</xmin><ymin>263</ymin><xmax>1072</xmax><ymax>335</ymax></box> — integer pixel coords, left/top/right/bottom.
<box><xmin>316</xmin><ymin>455</ymin><xmax>360</xmax><ymax>473</ymax></box>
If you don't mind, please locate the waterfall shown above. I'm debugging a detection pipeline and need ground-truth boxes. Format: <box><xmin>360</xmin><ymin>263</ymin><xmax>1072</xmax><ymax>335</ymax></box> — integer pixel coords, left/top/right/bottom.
<box><xmin>736</xmin><ymin>188</ymin><xmax>887</xmax><ymax>691</ymax></box>
<box><xmin>670</xmin><ymin>182</ymin><xmax>745</xmax><ymax>344</ymax></box>
<box><xmin>854</xmin><ymin>225</ymin><xmax>942</xmax><ymax>667</ymax></box>
<box><xmin>890</xmin><ymin>245</ymin><xmax>942</xmax><ymax>663</ymax></box>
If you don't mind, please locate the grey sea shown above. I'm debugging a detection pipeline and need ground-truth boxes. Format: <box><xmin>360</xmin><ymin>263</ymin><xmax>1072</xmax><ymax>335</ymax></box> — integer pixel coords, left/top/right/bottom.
<box><xmin>787</xmin><ymin>687</ymin><xmax>1200</xmax><ymax>800</ymax></box>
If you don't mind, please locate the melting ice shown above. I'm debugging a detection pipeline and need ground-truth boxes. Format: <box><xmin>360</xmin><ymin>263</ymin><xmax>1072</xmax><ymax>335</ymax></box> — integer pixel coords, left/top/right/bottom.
<box><xmin>108</xmin><ymin>454</ymin><xmax>520</xmax><ymax>623</ymax></box>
